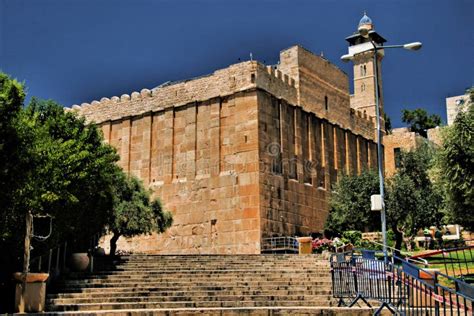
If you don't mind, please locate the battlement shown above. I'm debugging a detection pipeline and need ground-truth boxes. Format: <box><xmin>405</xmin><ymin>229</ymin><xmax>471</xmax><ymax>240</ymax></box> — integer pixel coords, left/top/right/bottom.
<box><xmin>69</xmin><ymin>61</ymin><xmax>297</xmax><ymax>124</ymax></box>
<box><xmin>69</xmin><ymin>46</ymin><xmax>375</xmax><ymax>141</ymax></box>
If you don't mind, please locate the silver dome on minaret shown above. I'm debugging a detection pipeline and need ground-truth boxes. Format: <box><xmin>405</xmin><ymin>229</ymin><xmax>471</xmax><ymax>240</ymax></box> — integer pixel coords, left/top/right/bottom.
<box><xmin>358</xmin><ymin>12</ymin><xmax>374</xmax><ymax>35</ymax></box>
<box><xmin>359</xmin><ymin>12</ymin><xmax>373</xmax><ymax>26</ymax></box>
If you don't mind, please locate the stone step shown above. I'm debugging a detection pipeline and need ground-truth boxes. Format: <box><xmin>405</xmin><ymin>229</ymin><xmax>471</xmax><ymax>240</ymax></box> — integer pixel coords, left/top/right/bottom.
<box><xmin>50</xmin><ymin>283</ymin><xmax>331</xmax><ymax>294</ymax></box>
<box><xmin>118</xmin><ymin>254</ymin><xmax>324</xmax><ymax>259</ymax></box>
<box><xmin>65</xmin><ymin>269</ymin><xmax>329</xmax><ymax>277</ymax></box>
<box><xmin>57</xmin><ymin>275</ymin><xmax>331</xmax><ymax>286</ymax></box>
<box><xmin>48</xmin><ymin>289</ymin><xmax>333</xmax><ymax>299</ymax></box>
<box><xmin>47</xmin><ymin>254</ymin><xmax>337</xmax><ymax>314</ymax></box>
<box><xmin>56</xmin><ymin>281</ymin><xmax>331</xmax><ymax>290</ymax></box>
<box><xmin>109</xmin><ymin>267</ymin><xmax>328</xmax><ymax>272</ymax></box>
<box><xmin>110</xmin><ymin>262</ymin><xmax>328</xmax><ymax>266</ymax></box>
<box><xmin>54</xmin><ymin>280</ymin><xmax>333</xmax><ymax>290</ymax></box>
<box><xmin>110</xmin><ymin>261</ymin><xmax>327</xmax><ymax>266</ymax></box>
<box><xmin>59</xmin><ymin>271</ymin><xmax>331</xmax><ymax>282</ymax></box>
<box><xmin>37</xmin><ymin>306</ymin><xmax>377</xmax><ymax>316</ymax></box>
<box><xmin>48</xmin><ymin>299</ymin><xmax>339</xmax><ymax>311</ymax></box>
<box><xmin>109</xmin><ymin>261</ymin><xmax>329</xmax><ymax>267</ymax></box>
<box><xmin>116</xmin><ymin>257</ymin><xmax>327</xmax><ymax>261</ymax></box>
<box><xmin>62</xmin><ymin>274</ymin><xmax>331</xmax><ymax>281</ymax></box>
<box><xmin>107</xmin><ymin>267</ymin><xmax>328</xmax><ymax>272</ymax></box>
<box><xmin>59</xmin><ymin>270</ymin><xmax>330</xmax><ymax>278</ymax></box>
<box><xmin>114</xmin><ymin>257</ymin><xmax>327</xmax><ymax>261</ymax></box>
<box><xmin>48</xmin><ymin>294</ymin><xmax>333</xmax><ymax>305</ymax></box>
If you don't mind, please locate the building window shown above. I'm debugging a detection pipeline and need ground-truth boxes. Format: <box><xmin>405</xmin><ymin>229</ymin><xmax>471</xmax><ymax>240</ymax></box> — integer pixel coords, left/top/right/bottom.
<box><xmin>394</xmin><ymin>148</ymin><xmax>402</xmax><ymax>169</ymax></box>
<box><xmin>360</xmin><ymin>64</ymin><xmax>367</xmax><ymax>76</ymax></box>
<box><xmin>325</xmin><ymin>96</ymin><xmax>328</xmax><ymax>111</ymax></box>
<box><xmin>361</xmin><ymin>83</ymin><xmax>366</xmax><ymax>92</ymax></box>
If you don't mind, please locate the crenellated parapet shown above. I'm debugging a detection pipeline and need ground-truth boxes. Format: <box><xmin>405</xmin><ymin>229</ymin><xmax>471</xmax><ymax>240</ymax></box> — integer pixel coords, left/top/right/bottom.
<box><xmin>70</xmin><ymin>61</ymin><xmax>297</xmax><ymax>124</ymax></box>
<box><xmin>68</xmin><ymin>47</ymin><xmax>375</xmax><ymax>141</ymax></box>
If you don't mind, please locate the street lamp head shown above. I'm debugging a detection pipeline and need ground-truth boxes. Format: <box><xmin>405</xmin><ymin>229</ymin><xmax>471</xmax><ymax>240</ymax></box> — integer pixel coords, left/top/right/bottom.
<box><xmin>340</xmin><ymin>53</ymin><xmax>354</xmax><ymax>63</ymax></box>
<box><xmin>403</xmin><ymin>42</ymin><xmax>422</xmax><ymax>51</ymax></box>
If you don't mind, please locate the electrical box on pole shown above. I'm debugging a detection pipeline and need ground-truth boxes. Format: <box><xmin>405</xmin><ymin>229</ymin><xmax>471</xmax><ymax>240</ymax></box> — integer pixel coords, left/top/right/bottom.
<box><xmin>371</xmin><ymin>194</ymin><xmax>383</xmax><ymax>211</ymax></box>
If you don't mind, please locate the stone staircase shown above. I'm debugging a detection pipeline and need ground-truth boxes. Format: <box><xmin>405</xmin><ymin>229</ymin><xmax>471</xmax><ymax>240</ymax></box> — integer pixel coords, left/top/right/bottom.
<box><xmin>44</xmin><ymin>254</ymin><xmax>374</xmax><ymax>315</ymax></box>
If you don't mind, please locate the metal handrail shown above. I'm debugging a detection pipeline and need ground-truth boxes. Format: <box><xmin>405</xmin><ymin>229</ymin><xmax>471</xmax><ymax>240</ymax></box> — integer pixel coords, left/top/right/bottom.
<box><xmin>261</xmin><ymin>236</ymin><xmax>299</xmax><ymax>253</ymax></box>
<box><xmin>29</xmin><ymin>232</ymin><xmax>102</xmax><ymax>282</ymax></box>
<box><xmin>362</xmin><ymin>239</ymin><xmax>429</xmax><ymax>266</ymax></box>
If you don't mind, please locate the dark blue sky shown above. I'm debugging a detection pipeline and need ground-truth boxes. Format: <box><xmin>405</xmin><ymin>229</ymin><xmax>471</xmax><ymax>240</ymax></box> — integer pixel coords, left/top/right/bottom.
<box><xmin>1</xmin><ymin>0</ymin><xmax>473</xmax><ymax>127</ymax></box>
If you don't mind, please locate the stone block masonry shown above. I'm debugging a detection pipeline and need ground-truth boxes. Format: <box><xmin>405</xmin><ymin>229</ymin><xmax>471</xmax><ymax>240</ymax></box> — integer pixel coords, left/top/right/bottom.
<box><xmin>71</xmin><ymin>45</ymin><xmax>377</xmax><ymax>254</ymax></box>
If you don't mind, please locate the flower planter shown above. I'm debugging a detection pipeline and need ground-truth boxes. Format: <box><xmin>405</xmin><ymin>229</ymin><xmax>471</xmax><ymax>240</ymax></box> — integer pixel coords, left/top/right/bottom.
<box><xmin>13</xmin><ymin>272</ymin><xmax>49</xmax><ymax>313</ymax></box>
<box><xmin>297</xmin><ymin>237</ymin><xmax>313</xmax><ymax>255</ymax></box>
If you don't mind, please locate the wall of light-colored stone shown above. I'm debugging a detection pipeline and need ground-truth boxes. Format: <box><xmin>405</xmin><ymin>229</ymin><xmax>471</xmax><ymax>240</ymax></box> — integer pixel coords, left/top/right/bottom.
<box><xmin>96</xmin><ymin>91</ymin><xmax>261</xmax><ymax>254</ymax></box>
<box><xmin>257</xmin><ymin>91</ymin><xmax>377</xmax><ymax>238</ymax></box>
<box><xmin>278</xmin><ymin>46</ymin><xmax>376</xmax><ymax>142</ymax></box>
<box><xmin>446</xmin><ymin>94</ymin><xmax>470</xmax><ymax>126</ymax></box>
<box><xmin>383</xmin><ymin>127</ymin><xmax>422</xmax><ymax>176</ymax></box>
<box><xmin>427</xmin><ymin>127</ymin><xmax>443</xmax><ymax>146</ymax></box>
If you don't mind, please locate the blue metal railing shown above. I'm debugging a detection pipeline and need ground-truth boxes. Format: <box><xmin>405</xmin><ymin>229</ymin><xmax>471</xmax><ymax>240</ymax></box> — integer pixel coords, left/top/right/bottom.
<box><xmin>330</xmin><ymin>249</ymin><xmax>474</xmax><ymax>315</ymax></box>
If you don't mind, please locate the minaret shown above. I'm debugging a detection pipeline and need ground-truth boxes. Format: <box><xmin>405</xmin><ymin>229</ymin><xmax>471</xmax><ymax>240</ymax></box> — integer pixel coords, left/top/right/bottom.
<box><xmin>346</xmin><ymin>13</ymin><xmax>387</xmax><ymax>120</ymax></box>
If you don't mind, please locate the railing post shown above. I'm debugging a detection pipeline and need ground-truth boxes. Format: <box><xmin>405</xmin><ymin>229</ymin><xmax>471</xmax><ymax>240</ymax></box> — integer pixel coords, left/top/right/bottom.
<box><xmin>38</xmin><ymin>256</ymin><xmax>42</xmax><ymax>272</ymax></box>
<box><xmin>55</xmin><ymin>247</ymin><xmax>60</xmax><ymax>276</ymax></box>
<box><xmin>47</xmin><ymin>249</ymin><xmax>52</xmax><ymax>274</ymax></box>
<box><xmin>62</xmin><ymin>242</ymin><xmax>67</xmax><ymax>269</ymax></box>
<box><xmin>89</xmin><ymin>254</ymin><xmax>94</xmax><ymax>273</ymax></box>
<box><xmin>434</xmin><ymin>273</ymin><xmax>440</xmax><ymax>316</ymax></box>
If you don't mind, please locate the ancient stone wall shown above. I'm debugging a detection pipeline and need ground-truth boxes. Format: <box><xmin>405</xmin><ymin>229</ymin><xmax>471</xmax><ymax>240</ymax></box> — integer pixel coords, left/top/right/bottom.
<box><xmin>73</xmin><ymin>61</ymin><xmax>299</xmax><ymax>254</ymax></box>
<box><xmin>383</xmin><ymin>128</ymin><xmax>422</xmax><ymax>177</ymax></box>
<box><xmin>257</xmin><ymin>91</ymin><xmax>377</xmax><ymax>238</ymax></box>
<box><xmin>97</xmin><ymin>91</ymin><xmax>261</xmax><ymax>254</ymax></box>
<box><xmin>278</xmin><ymin>46</ymin><xmax>375</xmax><ymax>141</ymax></box>
<box><xmin>427</xmin><ymin>127</ymin><xmax>443</xmax><ymax>146</ymax></box>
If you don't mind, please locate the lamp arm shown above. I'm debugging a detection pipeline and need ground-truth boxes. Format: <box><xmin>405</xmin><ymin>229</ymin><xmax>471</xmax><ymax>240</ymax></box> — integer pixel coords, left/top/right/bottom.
<box><xmin>370</xmin><ymin>42</ymin><xmax>411</xmax><ymax>51</ymax></box>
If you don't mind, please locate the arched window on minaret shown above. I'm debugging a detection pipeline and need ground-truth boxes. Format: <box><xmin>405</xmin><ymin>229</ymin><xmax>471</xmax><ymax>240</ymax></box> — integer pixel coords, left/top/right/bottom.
<box><xmin>360</xmin><ymin>65</ymin><xmax>367</xmax><ymax>76</ymax></box>
<box><xmin>361</xmin><ymin>83</ymin><xmax>366</xmax><ymax>92</ymax></box>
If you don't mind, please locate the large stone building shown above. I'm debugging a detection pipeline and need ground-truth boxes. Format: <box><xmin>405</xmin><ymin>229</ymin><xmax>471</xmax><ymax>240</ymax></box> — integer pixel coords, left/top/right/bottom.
<box><xmin>72</xmin><ymin>17</ymin><xmax>382</xmax><ymax>254</ymax></box>
<box><xmin>446</xmin><ymin>93</ymin><xmax>471</xmax><ymax>126</ymax></box>
<box><xmin>383</xmin><ymin>128</ymin><xmax>425</xmax><ymax>176</ymax></box>
<box><xmin>384</xmin><ymin>90</ymin><xmax>472</xmax><ymax>175</ymax></box>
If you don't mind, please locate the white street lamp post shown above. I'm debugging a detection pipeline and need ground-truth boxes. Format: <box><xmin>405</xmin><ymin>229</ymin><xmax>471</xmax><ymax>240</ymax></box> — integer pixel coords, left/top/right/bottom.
<box><xmin>341</xmin><ymin>41</ymin><xmax>422</xmax><ymax>262</ymax></box>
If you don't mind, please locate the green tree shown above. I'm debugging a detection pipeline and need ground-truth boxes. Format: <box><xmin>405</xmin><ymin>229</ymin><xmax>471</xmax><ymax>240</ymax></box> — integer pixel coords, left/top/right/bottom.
<box><xmin>0</xmin><ymin>73</ymin><xmax>33</xmax><ymax>281</ymax></box>
<box><xmin>326</xmin><ymin>143</ymin><xmax>443</xmax><ymax>252</ymax></box>
<box><xmin>325</xmin><ymin>170</ymin><xmax>380</xmax><ymax>235</ymax></box>
<box><xmin>22</xmin><ymin>98</ymin><xmax>122</xmax><ymax>250</ymax></box>
<box><xmin>0</xmin><ymin>72</ymin><xmax>173</xmax><ymax>311</ymax></box>
<box><xmin>386</xmin><ymin>142</ymin><xmax>443</xmax><ymax>252</ymax></box>
<box><xmin>384</xmin><ymin>113</ymin><xmax>392</xmax><ymax>134</ymax></box>
<box><xmin>402</xmin><ymin>108</ymin><xmax>442</xmax><ymax>137</ymax></box>
<box><xmin>108</xmin><ymin>175</ymin><xmax>173</xmax><ymax>255</ymax></box>
<box><xmin>437</xmin><ymin>100</ymin><xmax>473</xmax><ymax>230</ymax></box>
